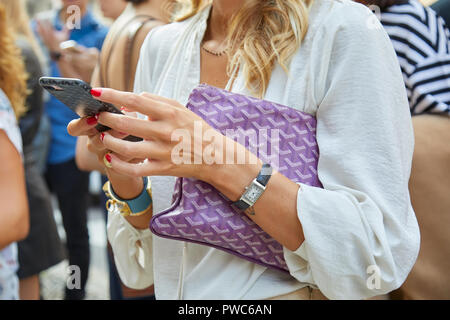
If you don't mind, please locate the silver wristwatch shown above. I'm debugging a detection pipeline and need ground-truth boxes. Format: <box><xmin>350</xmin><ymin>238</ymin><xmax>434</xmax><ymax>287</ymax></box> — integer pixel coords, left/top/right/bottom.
<box><xmin>232</xmin><ymin>164</ymin><xmax>273</xmax><ymax>215</ymax></box>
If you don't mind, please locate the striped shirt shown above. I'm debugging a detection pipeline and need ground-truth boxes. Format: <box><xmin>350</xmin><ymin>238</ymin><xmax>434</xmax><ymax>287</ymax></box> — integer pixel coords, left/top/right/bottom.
<box><xmin>380</xmin><ymin>0</ymin><xmax>450</xmax><ymax>115</ymax></box>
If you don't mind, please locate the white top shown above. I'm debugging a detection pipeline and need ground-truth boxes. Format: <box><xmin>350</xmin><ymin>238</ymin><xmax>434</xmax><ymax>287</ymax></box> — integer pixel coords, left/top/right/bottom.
<box><xmin>107</xmin><ymin>0</ymin><xmax>421</xmax><ymax>300</ymax></box>
<box><xmin>0</xmin><ymin>89</ymin><xmax>22</xmax><ymax>300</ymax></box>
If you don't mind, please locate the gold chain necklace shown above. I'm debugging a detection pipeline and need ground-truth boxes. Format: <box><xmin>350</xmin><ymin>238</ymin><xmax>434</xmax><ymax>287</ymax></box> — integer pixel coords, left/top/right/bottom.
<box><xmin>201</xmin><ymin>41</ymin><xmax>228</xmax><ymax>57</ymax></box>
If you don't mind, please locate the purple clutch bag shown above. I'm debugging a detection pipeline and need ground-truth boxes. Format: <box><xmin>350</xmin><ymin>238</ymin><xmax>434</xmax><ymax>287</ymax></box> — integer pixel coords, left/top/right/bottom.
<box><xmin>150</xmin><ymin>84</ymin><xmax>322</xmax><ymax>272</ymax></box>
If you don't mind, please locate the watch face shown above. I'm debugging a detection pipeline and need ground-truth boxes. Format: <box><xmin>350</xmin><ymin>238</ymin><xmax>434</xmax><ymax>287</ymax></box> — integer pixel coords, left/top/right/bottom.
<box><xmin>245</xmin><ymin>184</ymin><xmax>263</xmax><ymax>203</ymax></box>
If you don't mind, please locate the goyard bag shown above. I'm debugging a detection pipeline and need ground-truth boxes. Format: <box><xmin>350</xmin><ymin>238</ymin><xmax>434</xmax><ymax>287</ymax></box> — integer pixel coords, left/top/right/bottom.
<box><xmin>150</xmin><ymin>84</ymin><xmax>322</xmax><ymax>272</ymax></box>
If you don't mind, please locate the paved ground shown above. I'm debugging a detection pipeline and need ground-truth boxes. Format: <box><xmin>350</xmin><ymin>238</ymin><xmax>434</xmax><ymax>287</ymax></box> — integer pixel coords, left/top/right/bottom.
<box><xmin>40</xmin><ymin>185</ymin><xmax>110</xmax><ymax>300</ymax></box>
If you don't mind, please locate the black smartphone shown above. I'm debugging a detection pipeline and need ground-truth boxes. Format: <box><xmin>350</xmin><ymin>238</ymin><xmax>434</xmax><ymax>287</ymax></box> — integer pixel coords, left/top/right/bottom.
<box><xmin>39</xmin><ymin>77</ymin><xmax>142</xmax><ymax>142</ymax></box>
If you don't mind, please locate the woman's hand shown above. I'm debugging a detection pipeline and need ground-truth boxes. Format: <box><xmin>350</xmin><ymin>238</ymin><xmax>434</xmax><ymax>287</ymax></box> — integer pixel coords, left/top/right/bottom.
<box><xmin>90</xmin><ymin>88</ymin><xmax>259</xmax><ymax>188</ymax></box>
<box><xmin>36</xmin><ymin>19</ymin><xmax>69</xmax><ymax>53</ymax></box>
<box><xmin>62</xmin><ymin>46</ymin><xmax>100</xmax><ymax>82</ymax></box>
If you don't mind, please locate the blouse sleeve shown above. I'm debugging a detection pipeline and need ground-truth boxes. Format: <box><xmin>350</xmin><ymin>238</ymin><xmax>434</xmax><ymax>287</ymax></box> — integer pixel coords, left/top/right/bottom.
<box><xmin>283</xmin><ymin>5</ymin><xmax>421</xmax><ymax>300</ymax></box>
<box><xmin>106</xmin><ymin>204</ymin><xmax>154</xmax><ymax>290</ymax></box>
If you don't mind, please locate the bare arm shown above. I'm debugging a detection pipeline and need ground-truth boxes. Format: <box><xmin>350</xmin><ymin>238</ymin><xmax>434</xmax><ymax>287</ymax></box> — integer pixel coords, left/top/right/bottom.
<box><xmin>0</xmin><ymin>131</ymin><xmax>29</xmax><ymax>249</ymax></box>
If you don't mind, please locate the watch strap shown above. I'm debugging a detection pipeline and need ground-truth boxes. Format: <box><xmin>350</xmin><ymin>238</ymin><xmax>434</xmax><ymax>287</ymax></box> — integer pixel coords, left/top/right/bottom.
<box><xmin>257</xmin><ymin>163</ymin><xmax>272</xmax><ymax>186</ymax></box>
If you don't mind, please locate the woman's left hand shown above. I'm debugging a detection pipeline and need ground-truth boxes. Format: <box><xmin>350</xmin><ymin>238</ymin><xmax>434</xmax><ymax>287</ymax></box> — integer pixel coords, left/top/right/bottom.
<box><xmin>92</xmin><ymin>88</ymin><xmax>257</xmax><ymax>186</ymax></box>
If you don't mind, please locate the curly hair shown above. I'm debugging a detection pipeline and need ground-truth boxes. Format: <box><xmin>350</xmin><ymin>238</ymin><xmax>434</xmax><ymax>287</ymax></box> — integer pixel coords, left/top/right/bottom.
<box><xmin>174</xmin><ymin>0</ymin><xmax>312</xmax><ymax>98</ymax></box>
<box><xmin>0</xmin><ymin>4</ymin><xmax>28</xmax><ymax>119</ymax></box>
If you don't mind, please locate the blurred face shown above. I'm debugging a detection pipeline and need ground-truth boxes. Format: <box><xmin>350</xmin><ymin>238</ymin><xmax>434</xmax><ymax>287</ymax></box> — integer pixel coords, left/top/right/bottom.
<box><xmin>99</xmin><ymin>0</ymin><xmax>127</xmax><ymax>20</ymax></box>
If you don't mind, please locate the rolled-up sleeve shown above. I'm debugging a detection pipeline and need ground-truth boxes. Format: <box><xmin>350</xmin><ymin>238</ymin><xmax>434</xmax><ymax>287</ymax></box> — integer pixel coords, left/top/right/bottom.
<box><xmin>107</xmin><ymin>203</ymin><xmax>154</xmax><ymax>290</ymax></box>
<box><xmin>284</xmin><ymin>6</ymin><xmax>420</xmax><ymax>300</ymax></box>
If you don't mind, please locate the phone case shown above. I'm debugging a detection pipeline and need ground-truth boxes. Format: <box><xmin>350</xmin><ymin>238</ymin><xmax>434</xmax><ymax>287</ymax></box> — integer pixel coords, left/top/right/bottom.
<box><xmin>39</xmin><ymin>77</ymin><xmax>121</xmax><ymax>133</ymax></box>
<box><xmin>39</xmin><ymin>77</ymin><xmax>142</xmax><ymax>142</ymax></box>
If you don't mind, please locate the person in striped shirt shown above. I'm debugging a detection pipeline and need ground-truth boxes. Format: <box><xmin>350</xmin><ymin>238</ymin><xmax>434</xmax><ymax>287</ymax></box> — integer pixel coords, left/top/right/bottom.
<box><xmin>358</xmin><ymin>0</ymin><xmax>450</xmax><ymax>115</ymax></box>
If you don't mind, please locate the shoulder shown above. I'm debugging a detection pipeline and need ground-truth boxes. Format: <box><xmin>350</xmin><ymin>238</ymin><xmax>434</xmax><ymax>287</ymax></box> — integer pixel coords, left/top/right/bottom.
<box><xmin>133</xmin><ymin>18</ymin><xmax>166</xmax><ymax>50</ymax></box>
<box><xmin>289</xmin><ymin>0</ymin><xmax>404</xmax><ymax>110</ymax></box>
<box><xmin>307</xmin><ymin>0</ymin><xmax>382</xmax><ymax>37</ymax></box>
<box><xmin>139</xmin><ymin>17</ymin><xmax>195</xmax><ymax>59</ymax></box>
<box><xmin>303</xmin><ymin>0</ymin><xmax>393</xmax><ymax>56</ymax></box>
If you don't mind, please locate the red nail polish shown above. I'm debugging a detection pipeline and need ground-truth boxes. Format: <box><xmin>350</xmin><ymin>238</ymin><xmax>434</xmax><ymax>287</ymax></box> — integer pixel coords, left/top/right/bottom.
<box><xmin>105</xmin><ymin>154</ymin><xmax>112</xmax><ymax>163</ymax></box>
<box><xmin>86</xmin><ymin>116</ymin><xmax>97</xmax><ymax>125</ymax></box>
<box><xmin>100</xmin><ymin>133</ymin><xmax>105</xmax><ymax>141</ymax></box>
<box><xmin>90</xmin><ymin>88</ymin><xmax>102</xmax><ymax>97</ymax></box>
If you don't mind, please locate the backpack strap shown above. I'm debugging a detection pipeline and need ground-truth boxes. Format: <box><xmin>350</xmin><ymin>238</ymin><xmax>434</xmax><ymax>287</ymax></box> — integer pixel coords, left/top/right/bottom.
<box><xmin>123</xmin><ymin>16</ymin><xmax>156</xmax><ymax>92</ymax></box>
<box><xmin>98</xmin><ymin>15</ymin><xmax>155</xmax><ymax>89</ymax></box>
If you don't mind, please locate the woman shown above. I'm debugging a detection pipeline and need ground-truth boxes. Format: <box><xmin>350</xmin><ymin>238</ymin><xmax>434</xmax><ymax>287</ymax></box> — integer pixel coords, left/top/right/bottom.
<box><xmin>69</xmin><ymin>0</ymin><xmax>420</xmax><ymax>299</ymax></box>
<box><xmin>0</xmin><ymin>0</ymin><xmax>65</xmax><ymax>300</ymax></box>
<box><xmin>0</xmin><ymin>3</ymin><xmax>30</xmax><ymax>300</ymax></box>
<box><xmin>76</xmin><ymin>0</ymin><xmax>174</xmax><ymax>300</ymax></box>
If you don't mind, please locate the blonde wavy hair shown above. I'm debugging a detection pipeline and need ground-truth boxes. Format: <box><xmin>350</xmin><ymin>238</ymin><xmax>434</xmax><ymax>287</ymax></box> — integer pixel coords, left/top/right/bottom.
<box><xmin>0</xmin><ymin>4</ymin><xmax>28</xmax><ymax>119</ymax></box>
<box><xmin>174</xmin><ymin>0</ymin><xmax>312</xmax><ymax>97</ymax></box>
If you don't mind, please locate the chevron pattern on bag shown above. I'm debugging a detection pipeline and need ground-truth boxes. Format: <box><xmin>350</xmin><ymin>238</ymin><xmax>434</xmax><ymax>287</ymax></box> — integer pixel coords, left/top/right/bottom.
<box><xmin>151</xmin><ymin>84</ymin><xmax>322</xmax><ymax>272</ymax></box>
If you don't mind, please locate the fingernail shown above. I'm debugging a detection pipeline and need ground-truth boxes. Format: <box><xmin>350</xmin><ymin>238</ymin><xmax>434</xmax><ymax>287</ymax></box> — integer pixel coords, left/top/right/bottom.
<box><xmin>90</xmin><ymin>88</ymin><xmax>102</xmax><ymax>97</ymax></box>
<box><xmin>100</xmin><ymin>133</ymin><xmax>105</xmax><ymax>141</ymax></box>
<box><xmin>86</xmin><ymin>116</ymin><xmax>97</xmax><ymax>125</ymax></box>
<box><xmin>104</xmin><ymin>154</ymin><xmax>112</xmax><ymax>168</ymax></box>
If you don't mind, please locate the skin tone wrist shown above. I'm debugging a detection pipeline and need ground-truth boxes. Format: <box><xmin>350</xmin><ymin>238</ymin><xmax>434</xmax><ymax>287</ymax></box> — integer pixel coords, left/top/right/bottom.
<box><xmin>107</xmin><ymin>170</ymin><xmax>144</xmax><ymax>200</ymax></box>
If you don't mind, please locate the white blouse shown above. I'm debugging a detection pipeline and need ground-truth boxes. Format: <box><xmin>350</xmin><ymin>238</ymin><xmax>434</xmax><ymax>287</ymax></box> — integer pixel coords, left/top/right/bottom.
<box><xmin>107</xmin><ymin>0</ymin><xmax>420</xmax><ymax>300</ymax></box>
